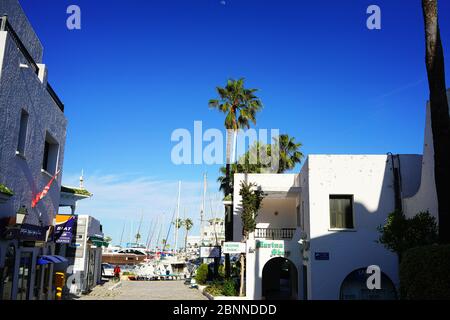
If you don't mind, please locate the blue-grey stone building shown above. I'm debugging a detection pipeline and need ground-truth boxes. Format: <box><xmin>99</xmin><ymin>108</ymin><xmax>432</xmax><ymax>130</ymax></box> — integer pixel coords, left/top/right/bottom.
<box><xmin>0</xmin><ymin>0</ymin><xmax>67</xmax><ymax>300</ymax></box>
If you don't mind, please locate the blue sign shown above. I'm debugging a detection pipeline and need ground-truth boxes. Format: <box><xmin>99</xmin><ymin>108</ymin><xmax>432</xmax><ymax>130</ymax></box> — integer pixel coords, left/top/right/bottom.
<box><xmin>54</xmin><ymin>216</ymin><xmax>77</xmax><ymax>244</ymax></box>
<box><xmin>314</xmin><ymin>252</ymin><xmax>330</xmax><ymax>260</ymax></box>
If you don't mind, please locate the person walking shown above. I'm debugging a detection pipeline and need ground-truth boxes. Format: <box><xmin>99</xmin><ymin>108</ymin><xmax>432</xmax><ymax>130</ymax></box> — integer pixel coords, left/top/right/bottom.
<box><xmin>113</xmin><ymin>265</ymin><xmax>121</xmax><ymax>282</ymax></box>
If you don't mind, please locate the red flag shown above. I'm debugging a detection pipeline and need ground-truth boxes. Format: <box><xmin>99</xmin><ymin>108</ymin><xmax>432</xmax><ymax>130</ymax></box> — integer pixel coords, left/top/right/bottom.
<box><xmin>31</xmin><ymin>170</ymin><xmax>60</xmax><ymax>208</ymax></box>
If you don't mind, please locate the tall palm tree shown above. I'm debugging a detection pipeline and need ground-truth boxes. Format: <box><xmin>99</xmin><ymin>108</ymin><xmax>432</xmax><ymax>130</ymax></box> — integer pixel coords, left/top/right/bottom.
<box><xmin>209</xmin><ymin>78</ymin><xmax>263</xmax><ymax>196</ymax></box>
<box><xmin>209</xmin><ymin>78</ymin><xmax>262</xmax><ymax>278</ymax></box>
<box><xmin>422</xmin><ymin>0</ymin><xmax>450</xmax><ymax>243</ymax></box>
<box><xmin>275</xmin><ymin>134</ymin><xmax>304</xmax><ymax>173</ymax></box>
<box><xmin>183</xmin><ymin>218</ymin><xmax>193</xmax><ymax>251</ymax></box>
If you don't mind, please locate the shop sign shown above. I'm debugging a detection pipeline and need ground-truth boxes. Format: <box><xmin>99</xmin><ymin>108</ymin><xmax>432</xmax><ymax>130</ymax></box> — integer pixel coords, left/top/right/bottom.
<box><xmin>19</xmin><ymin>224</ymin><xmax>48</xmax><ymax>241</ymax></box>
<box><xmin>223</xmin><ymin>242</ymin><xmax>246</xmax><ymax>254</ymax></box>
<box><xmin>54</xmin><ymin>215</ymin><xmax>77</xmax><ymax>244</ymax></box>
<box><xmin>200</xmin><ymin>246</ymin><xmax>221</xmax><ymax>258</ymax></box>
<box><xmin>256</xmin><ymin>240</ymin><xmax>285</xmax><ymax>257</ymax></box>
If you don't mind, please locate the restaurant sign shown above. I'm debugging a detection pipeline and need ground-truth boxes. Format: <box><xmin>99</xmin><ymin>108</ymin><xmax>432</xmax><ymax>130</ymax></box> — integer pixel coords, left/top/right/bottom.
<box><xmin>223</xmin><ymin>242</ymin><xmax>246</xmax><ymax>254</ymax></box>
<box><xmin>2</xmin><ymin>224</ymin><xmax>48</xmax><ymax>242</ymax></box>
<box><xmin>256</xmin><ymin>240</ymin><xmax>285</xmax><ymax>257</ymax></box>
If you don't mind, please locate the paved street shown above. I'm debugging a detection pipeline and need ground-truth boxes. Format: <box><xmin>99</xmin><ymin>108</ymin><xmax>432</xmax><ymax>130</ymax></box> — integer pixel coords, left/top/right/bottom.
<box><xmin>78</xmin><ymin>280</ymin><xmax>207</xmax><ymax>300</ymax></box>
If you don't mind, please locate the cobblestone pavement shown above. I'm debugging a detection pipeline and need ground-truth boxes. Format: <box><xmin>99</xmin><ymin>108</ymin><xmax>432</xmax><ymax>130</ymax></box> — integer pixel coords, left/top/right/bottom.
<box><xmin>78</xmin><ymin>280</ymin><xmax>207</xmax><ymax>300</ymax></box>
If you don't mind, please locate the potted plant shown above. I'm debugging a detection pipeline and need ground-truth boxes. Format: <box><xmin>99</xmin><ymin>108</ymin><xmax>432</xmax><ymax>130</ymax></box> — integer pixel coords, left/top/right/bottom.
<box><xmin>0</xmin><ymin>184</ymin><xmax>13</xmax><ymax>203</ymax></box>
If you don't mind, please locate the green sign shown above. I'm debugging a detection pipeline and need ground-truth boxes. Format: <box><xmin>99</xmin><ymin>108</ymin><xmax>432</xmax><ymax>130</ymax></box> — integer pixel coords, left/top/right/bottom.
<box><xmin>256</xmin><ymin>240</ymin><xmax>285</xmax><ymax>257</ymax></box>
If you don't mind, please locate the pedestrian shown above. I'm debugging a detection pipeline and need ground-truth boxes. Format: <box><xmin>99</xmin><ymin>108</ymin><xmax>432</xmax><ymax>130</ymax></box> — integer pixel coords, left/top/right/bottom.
<box><xmin>114</xmin><ymin>265</ymin><xmax>121</xmax><ymax>282</ymax></box>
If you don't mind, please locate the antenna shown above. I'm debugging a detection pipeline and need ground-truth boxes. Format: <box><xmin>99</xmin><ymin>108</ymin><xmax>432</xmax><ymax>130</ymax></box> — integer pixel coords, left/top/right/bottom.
<box><xmin>79</xmin><ymin>169</ymin><xmax>84</xmax><ymax>189</ymax></box>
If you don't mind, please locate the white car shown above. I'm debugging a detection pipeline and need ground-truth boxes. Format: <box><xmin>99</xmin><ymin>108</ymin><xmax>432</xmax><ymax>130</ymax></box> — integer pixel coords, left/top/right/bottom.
<box><xmin>102</xmin><ymin>263</ymin><xmax>115</xmax><ymax>278</ymax></box>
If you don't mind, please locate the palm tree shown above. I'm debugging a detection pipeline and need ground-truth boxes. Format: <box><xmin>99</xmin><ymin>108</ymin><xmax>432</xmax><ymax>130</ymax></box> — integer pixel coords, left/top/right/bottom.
<box><xmin>209</xmin><ymin>78</ymin><xmax>263</xmax><ymax>196</ymax></box>
<box><xmin>422</xmin><ymin>0</ymin><xmax>450</xmax><ymax>243</ymax></box>
<box><xmin>183</xmin><ymin>218</ymin><xmax>193</xmax><ymax>251</ymax></box>
<box><xmin>275</xmin><ymin>134</ymin><xmax>304</xmax><ymax>173</ymax></box>
<box><xmin>209</xmin><ymin>78</ymin><xmax>262</xmax><ymax>278</ymax></box>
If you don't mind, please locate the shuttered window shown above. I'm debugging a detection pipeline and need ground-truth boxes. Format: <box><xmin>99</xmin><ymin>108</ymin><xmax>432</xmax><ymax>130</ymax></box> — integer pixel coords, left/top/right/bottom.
<box><xmin>329</xmin><ymin>195</ymin><xmax>354</xmax><ymax>229</ymax></box>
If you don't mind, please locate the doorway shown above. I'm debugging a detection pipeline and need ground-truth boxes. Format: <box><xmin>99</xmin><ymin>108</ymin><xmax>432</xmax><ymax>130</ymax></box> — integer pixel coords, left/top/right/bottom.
<box><xmin>262</xmin><ymin>257</ymin><xmax>298</xmax><ymax>300</ymax></box>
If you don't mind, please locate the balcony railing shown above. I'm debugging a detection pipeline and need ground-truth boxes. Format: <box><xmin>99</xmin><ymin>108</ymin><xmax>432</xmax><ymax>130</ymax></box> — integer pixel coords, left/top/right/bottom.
<box><xmin>0</xmin><ymin>16</ymin><xmax>64</xmax><ymax>113</ymax></box>
<box><xmin>254</xmin><ymin>228</ymin><xmax>296</xmax><ymax>240</ymax></box>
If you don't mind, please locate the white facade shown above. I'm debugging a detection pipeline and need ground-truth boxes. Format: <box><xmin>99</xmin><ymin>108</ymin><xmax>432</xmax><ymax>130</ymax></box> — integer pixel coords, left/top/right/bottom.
<box><xmin>68</xmin><ymin>215</ymin><xmax>104</xmax><ymax>295</ymax></box>
<box><xmin>232</xmin><ymin>95</ymin><xmax>444</xmax><ymax>300</ymax></box>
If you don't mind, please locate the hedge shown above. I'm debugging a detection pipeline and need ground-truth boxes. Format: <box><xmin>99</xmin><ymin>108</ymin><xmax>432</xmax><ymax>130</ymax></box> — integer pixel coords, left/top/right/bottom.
<box><xmin>400</xmin><ymin>244</ymin><xmax>450</xmax><ymax>299</ymax></box>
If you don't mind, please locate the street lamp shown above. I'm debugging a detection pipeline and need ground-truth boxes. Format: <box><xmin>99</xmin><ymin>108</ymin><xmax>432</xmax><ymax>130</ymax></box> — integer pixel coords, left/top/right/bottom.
<box><xmin>16</xmin><ymin>206</ymin><xmax>28</xmax><ymax>224</ymax></box>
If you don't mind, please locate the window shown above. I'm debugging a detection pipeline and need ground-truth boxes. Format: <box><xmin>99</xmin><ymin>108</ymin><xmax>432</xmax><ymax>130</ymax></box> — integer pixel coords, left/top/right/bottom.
<box><xmin>17</xmin><ymin>110</ymin><xmax>29</xmax><ymax>155</ymax></box>
<box><xmin>42</xmin><ymin>132</ymin><xmax>59</xmax><ymax>174</ymax></box>
<box><xmin>329</xmin><ymin>195</ymin><xmax>354</xmax><ymax>229</ymax></box>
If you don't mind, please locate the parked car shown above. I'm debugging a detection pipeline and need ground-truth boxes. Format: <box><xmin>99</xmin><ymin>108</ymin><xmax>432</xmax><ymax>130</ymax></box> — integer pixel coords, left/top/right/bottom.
<box><xmin>102</xmin><ymin>263</ymin><xmax>115</xmax><ymax>278</ymax></box>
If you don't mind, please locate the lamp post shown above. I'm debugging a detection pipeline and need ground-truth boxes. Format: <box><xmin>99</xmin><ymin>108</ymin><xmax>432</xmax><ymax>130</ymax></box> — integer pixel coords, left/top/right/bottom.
<box><xmin>16</xmin><ymin>206</ymin><xmax>28</xmax><ymax>224</ymax></box>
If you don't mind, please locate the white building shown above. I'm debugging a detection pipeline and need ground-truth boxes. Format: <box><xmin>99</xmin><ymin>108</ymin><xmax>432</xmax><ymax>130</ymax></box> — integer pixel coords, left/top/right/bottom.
<box><xmin>232</xmin><ymin>97</ymin><xmax>444</xmax><ymax>300</ymax></box>
<box><xmin>187</xmin><ymin>218</ymin><xmax>226</xmax><ymax>253</ymax></box>
<box><xmin>0</xmin><ymin>0</ymin><xmax>67</xmax><ymax>300</ymax></box>
<box><xmin>66</xmin><ymin>215</ymin><xmax>104</xmax><ymax>295</ymax></box>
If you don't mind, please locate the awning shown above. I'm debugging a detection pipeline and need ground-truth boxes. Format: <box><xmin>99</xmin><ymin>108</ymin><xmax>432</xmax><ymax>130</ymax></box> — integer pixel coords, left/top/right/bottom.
<box><xmin>38</xmin><ymin>255</ymin><xmax>68</xmax><ymax>264</ymax></box>
<box><xmin>37</xmin><ymin>258</ymin><xmax>51</xmax><ymax>265</ymax></box>
<box><xmin>89</xmin><ymin>236</ymin><xmax>108</xmax><ymax>247</ymax></box>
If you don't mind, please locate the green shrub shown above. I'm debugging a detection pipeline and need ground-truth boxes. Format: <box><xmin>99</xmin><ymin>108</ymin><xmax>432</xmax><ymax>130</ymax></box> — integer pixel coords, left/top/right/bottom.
<box><xmin>195</xmin><ymin>264</ymin><xmax>209</xmax><ymax>285</ymax></box>
<box><xmin>377</xmin><ymin>210</ymin><xmax>438</xmax><ymax>259</ymax></box>
<box><xmin>204</xmin><ymin>280</ymin><xmax>238</xmax><ymax>297</ymax></box>
<box><xmin>221</xmin><ymin>279</ymin><xmax>237</xmax><ymax>296</ymax></box>
<box><xmin>400</xmin><ymin>244</ymin><xmax>450</xmax><ymax>299</ymax></box>
<box><xmin>218</xmin><ymin>264</ymin><xmax>225</xmax><ymax>278</ymax></box>
<box><xmin>204</xmin><ymin>281</ymin><xmax>223</xmax><ymax>296</ymax></box>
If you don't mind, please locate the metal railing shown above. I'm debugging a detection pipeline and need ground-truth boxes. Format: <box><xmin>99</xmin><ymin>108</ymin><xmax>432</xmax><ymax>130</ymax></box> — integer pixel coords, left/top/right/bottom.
<box><xmin>254</xmin><ymin>228</ymin><xmax>296</xmax><ymax>240</ymax></box>
<box><xmin>0</xmin><ymin>16</ymin><xmax>64</xmax><ymax>113</ymax></box>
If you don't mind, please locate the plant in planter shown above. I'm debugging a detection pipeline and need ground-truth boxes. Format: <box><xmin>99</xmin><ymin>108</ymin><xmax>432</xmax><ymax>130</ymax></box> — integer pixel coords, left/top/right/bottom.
<box><xmin>0</xmin><ymin>184</ymin><xmax>14</xmax><ymax>203</ymax></box>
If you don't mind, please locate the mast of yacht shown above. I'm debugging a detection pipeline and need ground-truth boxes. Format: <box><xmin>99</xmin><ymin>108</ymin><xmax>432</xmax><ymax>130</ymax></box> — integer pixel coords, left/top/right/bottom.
<box><xmin>200</xmin><ymin>173</ymin><xmax>207</xmax><ymax>245</ymax></box>
<box><xmin>119</xmin><ymin>221</ymin><xmax>126</xmax><ymax>248</ymax></box>
<box><xmin>174</xmin><ymin>181</ymin><xmax>181</xmax><ymax>253</ymax></box>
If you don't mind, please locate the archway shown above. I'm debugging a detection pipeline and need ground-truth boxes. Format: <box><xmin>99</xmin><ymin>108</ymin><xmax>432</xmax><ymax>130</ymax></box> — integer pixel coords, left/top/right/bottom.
<box><xmin>339</xmin><ymin>268</ymin><xmax>397</xmax><ymax>300</ymax></box>
<box><xmin>262</xmin><ymin>257</ymin><xmax>298</xmax><ymax>300</ymax></box>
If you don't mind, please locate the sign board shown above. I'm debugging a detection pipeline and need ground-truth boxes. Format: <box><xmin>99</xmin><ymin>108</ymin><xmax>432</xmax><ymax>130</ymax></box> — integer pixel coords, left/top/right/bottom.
<box><xmin>200</xmin><ymin>246</ymin><xmax>221</xmax><ymax>258</ymax></box>
<box><xmin>256</xmin><ymin>240</ymin><xmax>285</xmax><ymax>257</ymax></box>
<box><xmin>223</xmin><ymin>242</ymin><xmax>246</xmax><ymax>254</ymax></box>
<box><xmin>54</xmin><ymin>215</ymin><xmax>77</xmax><ymax>244</ymax></box>
<box><xmin>314</xmin><ymin>252</ymin><xmax>330</xmax><ymax>260</ymax></box>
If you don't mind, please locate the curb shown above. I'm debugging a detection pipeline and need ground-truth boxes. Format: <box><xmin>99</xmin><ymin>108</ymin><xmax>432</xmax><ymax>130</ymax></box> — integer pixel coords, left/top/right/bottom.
<box><xmin>197</xmin><ymin>285</ymin><xmax>214</xmax><ymax>300</ymax></box>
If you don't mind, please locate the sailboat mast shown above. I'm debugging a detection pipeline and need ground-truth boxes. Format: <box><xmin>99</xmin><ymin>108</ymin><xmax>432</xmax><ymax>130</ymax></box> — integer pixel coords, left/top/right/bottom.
<box><xmin>174</xmin><ymin>181</ymin><xmax>181</xmax><ymax>253</ymax></box>
<box><xmin>201</xmin><ymin>173</ymin><xmax>207</xmax><ymax>245</ymax></box>
<box><xmin>119</xmin><ymin>221</ymin><xmax>126</xmax><ymax>247</ymax></box>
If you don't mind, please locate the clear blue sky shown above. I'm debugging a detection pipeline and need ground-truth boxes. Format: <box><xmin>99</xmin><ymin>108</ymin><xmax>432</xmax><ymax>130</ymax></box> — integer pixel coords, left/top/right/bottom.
<box><xmin>19</xmin><ymin>0</ymin><xmax>450</xmax><ymax>245</ymax></box>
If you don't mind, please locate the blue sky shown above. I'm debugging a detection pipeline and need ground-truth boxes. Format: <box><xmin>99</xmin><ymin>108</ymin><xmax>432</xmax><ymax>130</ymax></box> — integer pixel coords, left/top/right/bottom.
<box><xmin>18</xmin><ymin>0</ymin><xmax>450</xmax><ymax>246</ymax></box>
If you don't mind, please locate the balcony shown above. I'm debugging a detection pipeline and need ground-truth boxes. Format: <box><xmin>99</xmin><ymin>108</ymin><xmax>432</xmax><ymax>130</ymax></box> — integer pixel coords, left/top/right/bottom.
<box><xmin>0</xmin><ymin>16</ymin><xmax>64</xmax><ymax>112</ymax></box>
<box><xmin>254</xmin><ymin>228</ymin><xmax>296</xmax><ymax>240</ymax></box>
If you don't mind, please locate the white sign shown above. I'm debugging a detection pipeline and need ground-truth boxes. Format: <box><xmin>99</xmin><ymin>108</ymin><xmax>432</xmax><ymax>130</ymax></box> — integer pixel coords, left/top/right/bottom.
<box><xmin>223</xmin><ymin>242</ymin><xmax>246</xmax><ymax>254</ymax></box>
<box><xmin>200</xmin><ymin>246</ymin><xmax>221</xmax><ymax>258</ymax></box>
